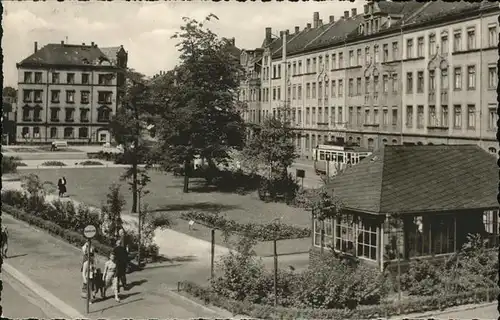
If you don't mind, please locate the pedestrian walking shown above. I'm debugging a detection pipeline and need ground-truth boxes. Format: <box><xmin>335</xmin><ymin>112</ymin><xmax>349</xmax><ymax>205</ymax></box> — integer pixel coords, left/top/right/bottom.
<box><xmin>81</xmin><ymin>253</ymin><xmax>97</xmax><ymax>303</ymax></box>
<box><xmin>1</xmin><ymin>226</ymin><xmax>9</xmax><ymax>259</ymax></box>
<box><xmin>113</xmin><ymin>239</ymin><xmax>128</xmax><ymax>292</ymax></box>
<box><xmin>103</xmin><ymin>252</ymin><xmax>120</xmax><ymax>302</ymax></box>
<box><xmin>57</xmin><ymin>177</ymin><xmax>67</xmax><ymax>197</ymax></box>
<box><xmin>81</xmin><ymin>241</ymin><xmax>95</xmax><ymax>271</ymax></box>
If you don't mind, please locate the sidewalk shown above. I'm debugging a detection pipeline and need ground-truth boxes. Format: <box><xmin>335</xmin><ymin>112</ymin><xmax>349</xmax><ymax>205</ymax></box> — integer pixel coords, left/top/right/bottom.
<box><xmin>2</xmin><ymin>213</ymin><xmax>231</xmax><ymax>319</ymax></box>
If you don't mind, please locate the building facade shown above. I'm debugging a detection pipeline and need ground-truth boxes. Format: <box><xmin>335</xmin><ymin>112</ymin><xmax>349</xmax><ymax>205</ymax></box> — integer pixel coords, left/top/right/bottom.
<box><xmin>239</xmin><ymin>1</ymin><xmax>499</xmax><ymax>158</ymax></box>
<box><xmin>16</xmin><ymin>41</ymin><xmax>128</xmax><ymax>144</ymax></box>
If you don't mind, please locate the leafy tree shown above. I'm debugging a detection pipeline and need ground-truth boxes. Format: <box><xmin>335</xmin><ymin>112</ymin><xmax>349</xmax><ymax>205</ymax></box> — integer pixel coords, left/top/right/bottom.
<box><xmin>109</xmin><ymin>69</ymin><xmax>156</xmax><ymax>212</ymax></box>
<box><xmin>155</xmin><ymin>14</ymin><xmax>246</xmax><ymax>193</ymax></box>
<box><xmin>295</xmin><ymin>186</ymin><xmax>343</xmax><ymax>252</ymax></box>
<box><xmin>243</xmin><ymin>106</ymin><xmax>297</xmax><ymax>181</ymax></box>
<box><xmin>3</xmin><ymin>86</ymin><xmax>16</xmax><ymax>98</ymax></box>
<box><xmin>101</xmin><ymin>183</ymin><xmax>126</xmax><ymax>241</ymax></box>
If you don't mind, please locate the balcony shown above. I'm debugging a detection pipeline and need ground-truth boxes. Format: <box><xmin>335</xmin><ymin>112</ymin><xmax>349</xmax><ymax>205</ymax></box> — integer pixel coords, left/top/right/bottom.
<box><xmin>427</xmin><ymin>125</ymin><xmax>449</xmax><ymax>134</ymax></box>
<box><xmin>333</xmin><ymin>122</ymin><xmax>347</xmax><ymax>130</ymax></box>
<box><xmin>317</xmin><ymin>122</ymin><xmax>329</xmax><ymax>129</ymax></box>
<box><xmin>363</xmin><ymin>123</ymin><xmax>380</xmax><ymax>129</ymax></box>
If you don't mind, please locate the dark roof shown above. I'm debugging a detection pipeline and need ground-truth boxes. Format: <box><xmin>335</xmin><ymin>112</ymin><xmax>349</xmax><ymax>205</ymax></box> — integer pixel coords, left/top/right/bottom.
<box><xmin>327</xmin><ymin>145</ymin><xmax>498</xmax><ymax>215</ymax></box>
<box><xmin>18</xmin><ymin>43</ymin><xmax>114</xmax><ymax>67</ymax></box>
<box><xmin>252</xmin><ymin>0</ymin><xmax>495</xmax><ymax>59</ymax></box>
<box><xmin>305</xmin><ymin>15</ymin><xmax>365</xmax><ymax>53</ymax></box>
<box><xmin>404</xmin><ymin>1</ymin><xmax>497</xmax><ymax>26</ymax></box>
<box><xmin>100</xmin><ymin>46</ymin><xmax>121</xmax><ymax>65</ymax></box>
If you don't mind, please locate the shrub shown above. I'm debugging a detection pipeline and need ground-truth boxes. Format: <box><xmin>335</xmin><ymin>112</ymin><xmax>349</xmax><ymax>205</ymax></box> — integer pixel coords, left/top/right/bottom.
<box><xmin>80</xmin><ymin>160</ymin><xmax>104</xmax><ymax>166</ymax></box>
<box><xmin>400</xmin><ymin>259</ymin><xmax>444</xmax><ymax>296</ymax></box>
<box><xmin>41</xmin><ymin>161</ymin><xmax>67</xmax><ymax>167</ymax></box>
<box><xmin>2</xmin><ymin>156</ymin><xmax>23</xmax><ymax>173</ymax></box>
<box><xmin>16</xmin><ymin>162</ymin><xmax>28</xmax><ymax>167</ymax></box>
<box><xmin>181</xmin><ymin>280</ymin><xmax>499</xmax><ymax>320</ymax></box>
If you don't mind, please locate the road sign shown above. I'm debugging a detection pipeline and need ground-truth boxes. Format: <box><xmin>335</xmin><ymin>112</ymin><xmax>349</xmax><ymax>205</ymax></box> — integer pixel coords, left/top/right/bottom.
<box><xmin>296</xmin><ymin>169</ymin><xmax>305</xmax><ymax>178</ymax></box>
<box><xmin>83</xmin><ymin>225</ymin><xmax>97</xmax><ymax>239</ymax></box>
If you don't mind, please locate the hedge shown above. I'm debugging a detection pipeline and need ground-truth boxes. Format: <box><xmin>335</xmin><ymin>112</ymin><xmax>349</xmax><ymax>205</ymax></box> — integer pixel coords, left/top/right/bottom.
<box><xmin>3</xmin><ymin>204</ymin><xmax>113</xmax><ymax>257</ymax></box>
<box><xmin>179</xmin><ymin>281</ymin><xmax>499</xmax><ymax>319</ymax></box>
<box><xmin>180</xmin><ymin>211</ymin><xmax>311</xmax><ymax>241</ymax></box>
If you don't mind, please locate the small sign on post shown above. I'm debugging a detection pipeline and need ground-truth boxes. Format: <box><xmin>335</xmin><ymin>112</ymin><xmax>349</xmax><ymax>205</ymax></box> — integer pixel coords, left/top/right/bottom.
<box><xmin>83</xmin><ymin>225</ymin><xmax>96</xmax><ymax>314</ymax></box>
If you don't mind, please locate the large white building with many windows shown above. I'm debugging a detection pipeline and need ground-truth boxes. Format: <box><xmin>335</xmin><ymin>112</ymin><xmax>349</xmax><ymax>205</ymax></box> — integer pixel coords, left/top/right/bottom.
<box><xmin>239</xmin><ymin>1</ymin><xmax>499</xmax><ymax>159</ymax></box>
<box><xmin>16</xmin><ymin>41</ymin><xmax>127</xmax><ymax>144</ymax></box>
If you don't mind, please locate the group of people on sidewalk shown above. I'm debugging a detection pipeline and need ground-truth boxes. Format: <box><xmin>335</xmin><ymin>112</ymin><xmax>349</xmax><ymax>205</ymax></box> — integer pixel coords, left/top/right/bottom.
<box><xmin>81</xmin><ymin>231</ymin><xmax>129</xmax><ymax>304</ymax></box>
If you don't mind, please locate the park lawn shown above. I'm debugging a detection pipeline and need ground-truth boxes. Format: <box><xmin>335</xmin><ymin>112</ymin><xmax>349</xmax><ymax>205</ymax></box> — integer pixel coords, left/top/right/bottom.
<box><xmin>21</xmin><ymin>168</ymin><xmax>312</xmax><ymax>256</ymax></box>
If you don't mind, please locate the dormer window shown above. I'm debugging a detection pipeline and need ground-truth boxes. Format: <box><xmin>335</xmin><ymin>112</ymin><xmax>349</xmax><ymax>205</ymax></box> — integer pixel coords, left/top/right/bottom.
<box><xmin>359</xmin><ymin>24</ymin><xmax>364</xmax><ymax>35</ymax></box>
<box><xmin>374</xmin><ymin>19</ymin><xmax>379</xmax><ymax>32</ymax></box>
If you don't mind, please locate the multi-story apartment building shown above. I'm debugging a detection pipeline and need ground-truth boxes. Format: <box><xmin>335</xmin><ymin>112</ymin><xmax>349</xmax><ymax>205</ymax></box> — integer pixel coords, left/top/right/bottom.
<box><xmin>16</xmin><ymin>41</ymin><xmax>128</xmax><ymax>144</ymax></box>
<box><xmin>239</xmin><ymin>1</ymin><xmax>499</xmax><ymax>159</ymax></box>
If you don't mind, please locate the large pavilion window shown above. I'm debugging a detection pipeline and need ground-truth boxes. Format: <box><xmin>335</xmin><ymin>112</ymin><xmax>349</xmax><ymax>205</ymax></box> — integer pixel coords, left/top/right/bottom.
<box><xmin>357</xmin><ymin>217</ymin><xmax>377</xmax><ymax>260</ymax></box>
<box><xmin>483</xmin><ymin>210</ymin><xmax>499</xmax><ymax>247</ymax></box>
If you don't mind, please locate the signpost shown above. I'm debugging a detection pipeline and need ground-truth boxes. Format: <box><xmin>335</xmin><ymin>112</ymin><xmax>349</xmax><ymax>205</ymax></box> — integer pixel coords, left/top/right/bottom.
<box><xmin>83</xmin><ymin>225</ymin><xmax>97</xmax><ymax>314</ymax></box>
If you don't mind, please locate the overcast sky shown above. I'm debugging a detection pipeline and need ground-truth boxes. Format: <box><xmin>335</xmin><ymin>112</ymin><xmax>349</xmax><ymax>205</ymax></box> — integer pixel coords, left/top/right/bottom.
<box><xmin>2</xmin><ymin>0</ymin><xmax>364</xmax><ymax>87</ymax></box>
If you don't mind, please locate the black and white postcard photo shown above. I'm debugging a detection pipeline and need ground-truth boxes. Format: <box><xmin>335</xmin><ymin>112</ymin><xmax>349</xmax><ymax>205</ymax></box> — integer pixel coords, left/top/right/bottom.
<box><xmin>1</xmin><ymin>1</ymin><xmax>499</xmax><ymax>319</ymax></box>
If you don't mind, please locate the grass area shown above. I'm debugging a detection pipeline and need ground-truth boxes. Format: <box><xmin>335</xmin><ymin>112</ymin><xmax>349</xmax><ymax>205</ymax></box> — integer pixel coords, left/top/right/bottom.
<box><xmin>21</xmin><ymin>167</ymin><xmax>312</xmax><ymax>256</ymax></box>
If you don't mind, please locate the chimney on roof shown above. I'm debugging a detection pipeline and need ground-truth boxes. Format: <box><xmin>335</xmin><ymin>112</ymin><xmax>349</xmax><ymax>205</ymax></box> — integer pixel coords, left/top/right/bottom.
<box><xmin>313</xmin><ymin>12</ymin><xmax>320</xmax><ymax>28</ymax></box>
<box><xmin>91</xmin><ymin>41</ymin><xmax>95</xmax><ymax>46</ymax></box>
<box><xmin>280</xmin><ymin>31</ymin><xmax>284</xmax><ymax>38</ymax></box>
<box><xmin>34</xmin><ymin>41</ymin><xmax>38</xmax><ymax>53</ymax></box>
<box><xmin>351</xmin><ymin>8</ymin><xmax>357</xmax><ymax>16</ymax></box>
<box><xmin>285</xmin><ymin>29</ymin><xmax>289</xmax><ymax>36</ymax></box>
<box><xmin>329</xmin><ymin>15</ymin><xmax>335</xmax><ymax>23</ymax></box>
<box><xmin>265</xmin><ymin>27</ymin><xmax>272</xmax><ymax>43</ymax></box>
<box><xmin>344</xmin><ymin>11</ymin><xmax>349</xmax><ymax>19</ymax></box>
<box><xmin>61</xmin><ymin>40</ymin><xmax>64</xmax><ymax>45</ymax></box>
<box><xmin>306</xmin><ymin>23</ymin><xmax>311</xmax><ymax>29</ymax></box>
<box><xmin>318</xmin><ymin>19</ymin><xmax>323</xmax><ymax>27</ymax></box>
<box><xmin>295</xmin><ymin>26</ymin><xmax>300</xmax><ymax>33</ymax></box>
<box><xmin>230</xmin><ymin>37</ymin><xmax>235</xmax><ymax>46</ymax></box>
<box><xmin>82</xmin><ymin>42</ymin><xmax>85</xmax><ymax>46</ymax></box>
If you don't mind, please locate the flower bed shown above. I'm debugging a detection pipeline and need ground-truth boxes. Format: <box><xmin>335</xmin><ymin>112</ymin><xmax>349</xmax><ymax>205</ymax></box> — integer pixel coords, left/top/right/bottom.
<box><xmin>180</xmin><ymin>281</ymin><xmax>498</xmax><ymax>319</ymax></box>
<box><xmin>3</xmin><ymin>204</ymin><xmax>113</xmax><ymax>257</ymax></box>
<box><xmin>1</xmin><ymin>189</ymin><xmax>159</xmax><ymax>261</ymax></box>
<box><xmin>80</xmin><ymin>160</ymin><xmax>104</xmax><ymax>166</ymax></box>
<box><xmin>41</xmin><ymin>161</ymin><xmax>67</xmax><ymax>167</ymax></box>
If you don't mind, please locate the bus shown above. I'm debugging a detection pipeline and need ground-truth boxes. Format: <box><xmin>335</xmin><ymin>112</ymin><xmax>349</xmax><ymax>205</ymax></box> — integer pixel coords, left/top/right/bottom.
<box><xmin>312</xmin><ymin>143</ymin><xmax>372</xmax><ymax>176</ymax></box>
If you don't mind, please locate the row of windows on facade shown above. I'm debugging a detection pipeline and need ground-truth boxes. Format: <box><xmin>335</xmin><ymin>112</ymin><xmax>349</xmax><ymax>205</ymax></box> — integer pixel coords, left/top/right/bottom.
<box><xmin>311</xmin><ymin>210</ymin><xmax>499</xmax><ymax>261</ymax></box>
<box><xmin>21</xmin><ymin>108</ymin><xmax>111</xmax><ymax>123</ymax></box>
<box><xmin>23</xmin><ymin>71</ymin><xmax>114</xmax><ymax>85</ymax></box>
<box><xmin>260</xmin><ymin>24</ymin><xmax>498</xmax><ymax>80</ymax></box>
<box><xmin>21</xmin><ymin>126</ymin><xmax>92</xmax><ymax>139</ymax></box>
<box><xmin>246</xmin><ymin>103</ymin><xmax>498</xmax><ymax>131</ymax></box>
<box><xmin>243</xmin><ymin>65</ymin><xmax>497</xmax><ymax>102</ymax></box>
<box><xmin>297</xmin><ymin>134</ymin><xmax>382</xmax><ymax>151</ymax></box>
<box><xmin>22</xmin><ymin>89</ymin><xmax>113</xmax><ymax>104</ymax></box>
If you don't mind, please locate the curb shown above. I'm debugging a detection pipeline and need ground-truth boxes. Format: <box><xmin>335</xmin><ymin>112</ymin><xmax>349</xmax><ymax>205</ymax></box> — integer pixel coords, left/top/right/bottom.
<box><xmin>2</xmin><ymin>262</ymin><xmax>85</xmax><ymax>319</ymax></box>
<box><xmin>389</xmin><ymin>301</ymin><xmax>497</xmax><ymax>319</ymax></box>
<box><xmin>164</xmin><ymin>288</ymin><xmax>230</xmax><ymax>317</ymax></box>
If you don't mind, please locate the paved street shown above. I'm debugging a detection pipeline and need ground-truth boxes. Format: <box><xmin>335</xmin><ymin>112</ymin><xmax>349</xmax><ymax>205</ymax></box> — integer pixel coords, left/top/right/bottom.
<box><xmin>2</xmin><ymin>273</ymin><xmax>66</xmax><ymax>319</ymax></box>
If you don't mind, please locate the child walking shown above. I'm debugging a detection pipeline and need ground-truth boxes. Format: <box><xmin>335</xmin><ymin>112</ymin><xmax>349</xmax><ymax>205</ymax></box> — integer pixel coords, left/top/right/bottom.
<box><xmin>81</xmin><ymin>253</ymin><xmax>97</xmax><ymax>303</ymax></box>
<box><xmin>103</xmin><ymin>252</ymin><xmax>120</xmax><ymax>302</ymax></box>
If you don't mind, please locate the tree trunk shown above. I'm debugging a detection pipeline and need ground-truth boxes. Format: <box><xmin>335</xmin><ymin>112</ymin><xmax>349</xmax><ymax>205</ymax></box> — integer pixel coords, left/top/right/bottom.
<box><xmin>183</xmin><ymin>160</ymin><xmax>190</xmax><ymax>193</ymax></box>
<box><xmin>131</xmin><ymin>161</ymin><xmax>138</xmax><ymax>213</ymax></box>
<box><xmin>137</xmin><ymin>193</ymin><xmax>142</xmax><ymax>266</ymax></box>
